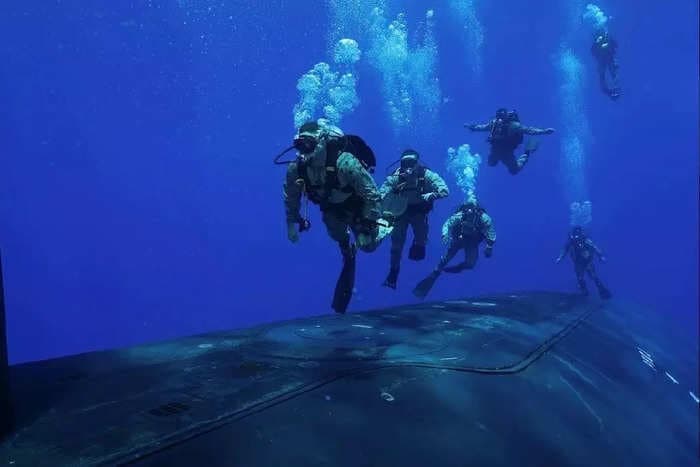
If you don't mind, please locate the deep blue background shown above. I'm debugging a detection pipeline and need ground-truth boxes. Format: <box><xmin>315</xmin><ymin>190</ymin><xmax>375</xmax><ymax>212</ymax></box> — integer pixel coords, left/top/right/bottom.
<box><xmin>0</xmin><ymin>1</ymin><xmax>697</xmax><ymax>363</ymax></box>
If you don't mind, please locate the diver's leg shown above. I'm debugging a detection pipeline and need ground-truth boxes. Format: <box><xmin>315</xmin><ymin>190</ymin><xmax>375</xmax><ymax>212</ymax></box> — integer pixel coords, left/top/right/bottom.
<box><xmin>323</xmin><ymin>209</ymin><xmax>356</xmax><ymax>313</ymax></box>
<box><xmin>384</xmin><ymin>216</ymin><xmax>409</xmax><ymax>289</ymax></box>
<box><xmin>515</xmin><ymin>139</ymin><xmax>539</xmax><ymax>171</ymax></box>
<box><xmin>575</xmin><ymin>261</ymin><xmax>588</xmax><ymax>295</ymax></box>
<box><xmin>352</xmin><ymin>214</ymin><xmax>392</xmax><ymax>254</ymax></box>
<box><xmin>608</xmin><ymin>59</ymin><xmax>621</xmax><ymax>98</ymax></box>
<box><xmin>464</xmin><ymin>242</ymin><xmax>479</xmax><ymax>270</ymax></box>
<box><xmin>587</xmin><ymin>263</ymin><xmax>611</xmax><ymax>299</ymax></box>
<box><xmin>389</xmin><ymin>216</ymin><xmax>409</xmax><ymax>268</ymax></box>
<box><xmin>436</xmin><ymin>244</ymin><xmax>462</xmax><ymax>271</ymax></box>
<box><xmin>503</xmin><ymin>152</ymin><xmax>522</xmax><ymax>175</ymax></box>
<box><xmin>442</xmin><ymin>241</ymin><xmax>474</xmax><ymax>273</ymax></box>
<box><xmin>323</xmin><ymin>209</ymin><xmax>352</xmax><ymax>248</ymax></box>
<box><xmin>408</xmin><ymin>212</ymin><xmax>428</xmax><ymax>261</ymax></box>
<box><xmin>598</xmin><ymin>66</ymin><xmax>612</xmax><ymax>96</ymax></box>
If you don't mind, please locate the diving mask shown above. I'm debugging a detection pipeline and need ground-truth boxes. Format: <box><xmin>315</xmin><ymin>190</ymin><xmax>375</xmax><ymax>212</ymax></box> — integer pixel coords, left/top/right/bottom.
<box><xmin>293</xmin><ymin>135</ymin><xmax>318</xmax><ymax>155</ymax></box>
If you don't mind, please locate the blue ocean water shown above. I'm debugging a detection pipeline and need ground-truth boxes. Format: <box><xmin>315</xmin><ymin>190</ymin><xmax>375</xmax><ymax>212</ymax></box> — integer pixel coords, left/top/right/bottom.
<box><xmin>0</xmin><ymin>0</ymin><xmax>696</xmax><ymax>364</ymax></box>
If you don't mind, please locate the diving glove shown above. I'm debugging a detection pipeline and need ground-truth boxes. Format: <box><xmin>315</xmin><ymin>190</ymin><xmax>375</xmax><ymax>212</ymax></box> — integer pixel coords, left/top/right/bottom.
<box><xmin>421</xmin><ymin>192</ymin><xmax>438</xmax><ymax>202</ymax></box>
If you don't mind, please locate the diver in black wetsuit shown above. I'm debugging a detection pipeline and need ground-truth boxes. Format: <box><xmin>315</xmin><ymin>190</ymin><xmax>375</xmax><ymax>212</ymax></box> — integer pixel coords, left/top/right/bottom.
<box><xmin>556</xmin><ymin>226</ymin><xmax>611</xmax><ymax>299</ymax></box>
<box><xmin>591</xmin><ymin>31</ymin><xmax>621</xmax><ymax>100</ymax></box>
<box><xmin>465</xmin><ymin>109</ymin><xmax>555</xmax><ymax>175</ymax></box>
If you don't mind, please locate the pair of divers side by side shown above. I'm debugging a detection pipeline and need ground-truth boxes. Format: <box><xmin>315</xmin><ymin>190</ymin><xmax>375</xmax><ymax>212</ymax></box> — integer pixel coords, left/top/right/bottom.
<box><xmin>274</xmin><ymin>110</ymin><xmax>611</xmax><ymax>314</ymax></box>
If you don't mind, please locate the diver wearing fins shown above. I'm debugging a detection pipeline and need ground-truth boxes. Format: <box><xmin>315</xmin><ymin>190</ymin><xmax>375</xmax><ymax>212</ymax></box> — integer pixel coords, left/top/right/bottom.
<box><xmin>556</xmin><ymin>226</ymin><xmax>611</xmax><ymax>299</ymax></box>
<box><xmin>276</xmin><ymin>119</ymin><xmax>393</xmax><ymax>314</ymax></box>
<box><xmin>591</xmin><ymin>31</ymin><xmax>621</xmax><ymax>100</ymax></box>
<box><xmin>379</xmin><ymin>149</ymin><xmax>449</xmax><ymax>290</ymax></box>
<box><xmin>465</xmin><ymin>109</ymin><xmax>555</xmax><ymax>175</ymax></box>
<box><xmin>413</xmin><ymin>201</ymin><xmax>496</xmax><ymax>300</ymax></box>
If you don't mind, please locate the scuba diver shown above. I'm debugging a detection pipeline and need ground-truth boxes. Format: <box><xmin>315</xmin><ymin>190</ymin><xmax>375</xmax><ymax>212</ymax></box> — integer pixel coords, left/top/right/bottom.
<box><xmin>591</xmin><ymin>31</ymin><xmax>621</xmax><ymax>100</ymax></box>
<box><xmin>276</xmin><ymin>119</ymin><xmax>393</xmax><ymax>314</ymax></box>
<box><xmin>379</xmin><ymin>149</ymin><xmax>449</xmax><ymax>289</ymax></box>
<box><xmin>555</xmin><ymin>226</ymin><xmax>611</xmax><ymax>299</ymax></box>
<box><xmin>413</xmin><ymin>201</ymin><xmax>495</xmax><ymax>300</ymax></box>
<box><xmin>465</xmin><ymin>109</ymin><xmax>555</xmax><ymax>175</ymax></box>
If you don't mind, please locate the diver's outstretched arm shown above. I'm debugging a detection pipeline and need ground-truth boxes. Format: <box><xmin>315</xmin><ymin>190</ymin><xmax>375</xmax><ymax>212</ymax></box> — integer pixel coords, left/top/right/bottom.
<box><xmin>521</xmin><ymin>125</ymin><xmax>555</xmax><ymax>135</ymax></box>
<box><xmin>465</xmin><ymin>121</ymin><xmax>492</xmax><ymax>131</ymax></box>
<box><xmin>555</xmin><ymin>240</ymin><xmax>571</xmax><ymax>263</ymax></box>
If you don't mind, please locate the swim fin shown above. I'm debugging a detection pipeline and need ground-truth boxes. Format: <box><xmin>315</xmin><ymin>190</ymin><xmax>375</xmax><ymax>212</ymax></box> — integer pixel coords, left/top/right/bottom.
<box><xmin>598</xmin><ymin>284</ymin><xmax>612</xmax><ymax>300</ymax></box>
<box><xmin>332</xmin><ymin>245</ymin><xmax>356</xmax><ymax>314</ymax></box>
<box><xmin>524</xmin><ymin>138</ymin><xmax>539</xmax><ymax>156</ymax></box>
<box><xmin>413</xmin><ymin>271</ymin><xmax>440</xmax><ymax>300</ymax></box>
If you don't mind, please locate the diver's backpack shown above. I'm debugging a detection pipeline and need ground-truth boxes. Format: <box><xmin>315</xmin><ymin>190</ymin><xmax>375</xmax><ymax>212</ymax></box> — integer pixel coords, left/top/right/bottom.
<box><xmin>326</xmin><ymin>134</ymin><xmax>376</xmax><ymax>174</ymax></box>
<box><xmin>297</xmin><ymin>134</ymin><xmax>377</xmax><ymax>205</ymax></box>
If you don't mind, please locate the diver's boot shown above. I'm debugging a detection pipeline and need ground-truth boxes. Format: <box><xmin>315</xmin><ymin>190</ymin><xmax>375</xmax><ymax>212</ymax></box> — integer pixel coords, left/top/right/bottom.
<box><xmin>382</xmin><ymin>267</ymin><xmax>399</xmax><ymax>290</ymax></box>
<box><xmin>595</xmin><ymin>280</ymin><xmax>612</xmax><ymax>300</ymax></box>
<box><xmin>408</xmin><ymin>243</ymin><xmax>426</xmax><ymax>261</ymax></box>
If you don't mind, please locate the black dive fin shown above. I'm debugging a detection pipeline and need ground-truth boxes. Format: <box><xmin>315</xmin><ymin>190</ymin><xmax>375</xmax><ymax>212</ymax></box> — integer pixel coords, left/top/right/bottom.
<box><xmin>524</xmin><ymin>138</ymin><xmax>539</xmax><ymax>155</ymax></box>
<box><xmin>332</xmin><ymin>250</ymin><xmax>356</xmax><ymax>314</ymax></box>
<box><xmin>442</xmin><ymin>263</ymin><xmax>466</xmax><ymax>274</ymax></box>
<box><xmin>412</xmin><ymin>272</ymin><xmax>440</xmax><ymax>300</ymax></box>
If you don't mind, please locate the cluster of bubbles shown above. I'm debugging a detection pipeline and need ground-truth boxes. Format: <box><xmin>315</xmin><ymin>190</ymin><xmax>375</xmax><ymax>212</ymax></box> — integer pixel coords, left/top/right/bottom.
<box><xmin>583</xmin><ymin>4</ymin><xmax>609</xmax><ymax>32</ymax></box>
<box><xmin>334</xmin><ymin>38</ymin><xmax>362</xmax><ymax>64</ymax></box>
<box><xmin>366</xmin><ymin>7</ymin><xmax>441</xmax><ymax>136</ymax></box>
<box><xmin>292</xmin><ymin>38</ymin><xmax>362</xmax><ymax>129</ymax></box>
<box><xmin>446</xmin><ymin>143</ymin><xmax>482</xmax><ymax>204</ymax></box>
<box><xmin>448</xmin><ymin>0</ymin><xmax>484</xmax><ymax>77</ymax></box>
<box><xmin>558</xmin><ymin>47</ymin><xmax>590</xmax><ymax>215</ymax></box>
<box><xmin>315</xmin><ymin>117</ymin><xmax>345</xmax><ymax>138</ymax></box>
<box><xmin>327</xmin><ymin>0</ymin><xmax>380</xmax><ymax>45</ymax></box>
<box><xmin>570</xmin><ymin>201</ymin><xmax>593</xmax><ymax>226</ymax></box>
